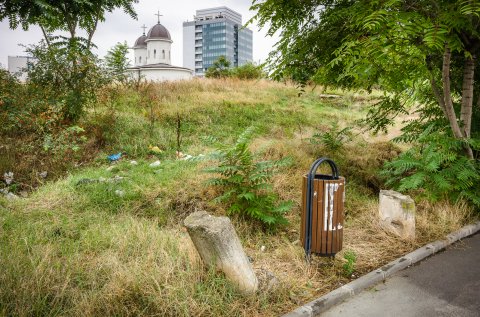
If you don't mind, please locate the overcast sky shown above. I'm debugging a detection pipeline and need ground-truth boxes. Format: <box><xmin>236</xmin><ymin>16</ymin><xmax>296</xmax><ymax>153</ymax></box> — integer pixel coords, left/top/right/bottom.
<box><xmin>0</xmin><ymin>0</ymin><xmax>279</xmax><ymax>69</ymax></box>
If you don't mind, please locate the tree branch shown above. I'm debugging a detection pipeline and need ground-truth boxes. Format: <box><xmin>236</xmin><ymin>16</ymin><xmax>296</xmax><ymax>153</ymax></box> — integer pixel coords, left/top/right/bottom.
<box><xmin>39</xmin><ymin>24</ymin><xmax>51</xmax><ymax>47</ymax></box>
<box><xmin>426</xmin><ymin>58</ymin><xmax>448</xmax><ymax>118</ymax></box>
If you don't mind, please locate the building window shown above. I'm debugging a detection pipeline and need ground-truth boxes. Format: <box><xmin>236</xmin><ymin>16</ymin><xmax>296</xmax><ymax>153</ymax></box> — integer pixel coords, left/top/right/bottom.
<box><xmin>154</xmin><ymin>49</ymin><xmax>156</xmax><ymax>59</ymax></box>
<box><xmin>139</xmin><ymin>56</ymin><xmax>142</xmax><ymax>63</ymax></box>
<box><xmin>162</xmin><ymin>50</ymin><xmax>165</xmax><ymax>59</ymax></box>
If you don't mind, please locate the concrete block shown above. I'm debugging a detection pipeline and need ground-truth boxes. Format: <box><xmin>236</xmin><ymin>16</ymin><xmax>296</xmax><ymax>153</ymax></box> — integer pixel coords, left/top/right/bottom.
<box><xmin>379</xmin><ymin>190</ymin><xmax>415</xmax><ymax>239</ymax></box>
<box><xmin>428</xmin><ymin>240</ymin><xmax>448</xmax><ymax>252</ymax></box>
<box><xmin>184</xmin><ymin>211</ymin><xmax>258</xmax><ymax>293</ymax></box>
<box><xmin>381</xmin><ymin>256</ymin><xmax>413</xmax><ymax>278</ymax></box>
<box><xmin>404</xmin><ymin>245</ymin><xmax>434</xmax><ymax>263</ymax></box>
<box><xmin>347</xmin><ymin>269</ymin><xmax>385</xmax><ymax>295</ymax></box>
<box><xmin>283</xmin><ymin>287</ymin><xmax>352</xmax><ymax>317</ymax></box>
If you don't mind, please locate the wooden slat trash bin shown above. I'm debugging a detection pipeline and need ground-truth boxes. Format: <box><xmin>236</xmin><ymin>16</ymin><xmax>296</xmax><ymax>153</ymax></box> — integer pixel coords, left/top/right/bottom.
<box><xmin>301</xmin><ymin>158</ymin><xmax>345</xmax><ymax>257</ymax></box>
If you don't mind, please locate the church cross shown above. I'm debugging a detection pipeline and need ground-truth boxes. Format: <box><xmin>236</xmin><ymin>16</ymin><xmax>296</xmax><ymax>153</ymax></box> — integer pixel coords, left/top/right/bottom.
<box><xmin>141</xmin><ymin>24</ymin><xmax>147</xmax><ymax>35</ymax></box>
<box><xmin>155</xmin><ymin>10</ymin><xmax>163</xmax><ymax>24</ymax></box>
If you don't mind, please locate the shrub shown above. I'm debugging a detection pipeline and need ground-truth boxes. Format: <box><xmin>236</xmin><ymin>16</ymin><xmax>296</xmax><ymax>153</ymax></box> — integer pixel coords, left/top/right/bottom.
<box><xmin>205</xmin><ymin>56</ymin><xmax>232</xmax><ymax>78</ymax></box>
<box><xmin>382</xmin><ymin>125</ymin><xmax>480</xmax><ymax>208</ymax></box>
<box><xmin>26</xmin><ymin>41</ymin><xmax>109</xmax><ymax>122</ymax></box>
<box><xmin>232</xmin><ymin>62</ymin><xmax>264</xmax><ymax>80</ymax></box>
<box><xmin>204</xmin><ymin>127</ymin><xmax>293</xmax><ymax>228</ymax></box>
<box><xmin>310</xmin><ymin>123</ymin><xmax>352</xmax><ymax>151</ymax></box>
<box><xmin>105</xmin><ymin>41</ymin><xmax>133</xmax><ymax>86</ymax></box>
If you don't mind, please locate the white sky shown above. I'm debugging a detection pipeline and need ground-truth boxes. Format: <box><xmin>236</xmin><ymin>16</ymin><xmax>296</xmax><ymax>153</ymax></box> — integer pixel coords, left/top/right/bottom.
<box><xmin>0</xmin><ymin>0</ymin><xmax>278</xmax><ymax>69</ymax></box>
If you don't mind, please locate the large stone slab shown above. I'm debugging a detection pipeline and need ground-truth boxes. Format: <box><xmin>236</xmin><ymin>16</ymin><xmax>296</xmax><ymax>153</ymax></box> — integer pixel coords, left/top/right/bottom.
<box><xmin>379</xmin><ymin>190</ymin><xmax>415</xmax><ymax>239</ymax></box>
<box><xmin>184</xmin><ymin>211</ymin><xmax>258</xmax><ymax>293</ymax></box>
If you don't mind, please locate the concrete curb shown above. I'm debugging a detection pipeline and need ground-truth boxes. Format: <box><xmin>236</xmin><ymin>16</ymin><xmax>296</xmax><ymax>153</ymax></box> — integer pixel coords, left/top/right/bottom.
<box><xmin>282</xmin><ymin>221</ymin><xmax>480</xmax><ymax>317</ymax></box>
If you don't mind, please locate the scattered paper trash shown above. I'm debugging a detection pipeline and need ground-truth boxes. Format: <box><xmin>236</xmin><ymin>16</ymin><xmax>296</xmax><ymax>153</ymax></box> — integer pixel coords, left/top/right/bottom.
<box><xmin>149</xmin><ymin>145</ymin><xmax>162</xmax><ymax>154</ymax></box>
<box><xmin>6</xmin><ymin>192</ymin><xmax>18</xmax><ymax>200</ymax></box>
<box><xmin>260</xmin><ymin>245</ymin><xmax>266</xmax><ymax>252</ymax></box>
<box><xmin>4</xmin><ymin>172</ymin><xmax>13</xmax><ymax>185</ymax></box>
<box><xmin>107</xmin><ymin>153</ymin><xmax>122</xmax><ymax>162</ymax></box>
<box><xmin>130</xmin><ymin>160</ymin><xmax>138</xmax><ymax>165</ymax></box>
<box><xmin>114</xmin><ymin>189</ymin><xmax>125</xmax><ymax>197</ymax></box>
<box><xmin>39</xmin><ymin>171</ymin><xmax>48</xmax><ymax>179</ymax></box>
<box><xmin>111</xmin><ymin>176</ymin><xmax>124</xmax><ymax>183</ymax></box>
<box><xmin>149</xmin><ymin>160</ymin><xmax>161</xmax><ymax>167</ymax></box>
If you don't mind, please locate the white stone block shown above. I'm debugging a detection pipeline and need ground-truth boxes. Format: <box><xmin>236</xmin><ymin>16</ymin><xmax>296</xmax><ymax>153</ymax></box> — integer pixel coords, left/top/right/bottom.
<box><xmin>379</xmin><ymin>190</ymin><xmax>415</xmax><ymax>239</ymax></box>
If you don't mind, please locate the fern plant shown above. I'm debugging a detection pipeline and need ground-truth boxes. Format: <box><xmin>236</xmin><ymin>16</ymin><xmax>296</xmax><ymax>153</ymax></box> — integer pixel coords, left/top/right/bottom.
<box><xmin>311</xmin><ymin>123</ymin><xmax>352</xmax><ymax>151</ymax></box>
<box><xmin>382</xmin><ymin>124</ymin><xmax>480</xmax><ymax>207</ymax></box>
<box><xmin>204</xmin><ymin>127</ymin><xmax>293</xmax><ymax>228</ymax></box>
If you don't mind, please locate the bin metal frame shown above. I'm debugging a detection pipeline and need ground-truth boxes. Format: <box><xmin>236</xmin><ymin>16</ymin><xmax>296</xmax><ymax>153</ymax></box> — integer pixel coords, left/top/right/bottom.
<box><xmin>302</xmin><ymin>158</ymin><xmax>345</xmax><ymax>258</ymax></box>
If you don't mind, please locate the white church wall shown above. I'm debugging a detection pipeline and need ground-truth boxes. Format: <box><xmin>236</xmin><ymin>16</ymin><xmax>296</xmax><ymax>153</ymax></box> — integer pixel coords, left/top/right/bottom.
<box><xmin>146</xmin><ymin>40</ymin><xmax>172</xmax><ymax>65</ymax></box>
<box><xmin>134</xmin><ymin>48</ymin><xmax>147</xmax><ymax>66</ymax></box>
<box><xmin>127</xmin><ymin>67</ymin><xmax>193</xmax><ymax>82</ymax></box>
<box><xmin>8</xmin><ymin>56</ymin><xmax>34</xmax><ymax>82</ymax></box>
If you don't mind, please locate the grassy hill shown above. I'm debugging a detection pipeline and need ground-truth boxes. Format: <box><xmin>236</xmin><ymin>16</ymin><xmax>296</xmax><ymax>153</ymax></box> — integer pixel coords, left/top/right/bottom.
<box><xmin>0</xmin><ymin>79</ymin><xmax>473</xmax><ymax>316</ymax></box>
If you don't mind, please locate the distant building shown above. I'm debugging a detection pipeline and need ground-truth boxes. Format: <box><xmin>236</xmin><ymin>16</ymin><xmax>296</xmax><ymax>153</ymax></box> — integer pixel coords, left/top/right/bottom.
<box><xmin>8</xmin><ymin>56</ymin><xmax>35</xmax><ymax>82</ymax></box>
<box><xmin>183</xmin><ymin>6</ymin><xmax>253</xmax><ymax>76</ymax></box>
<box><xmin>128</xmin><ymin>14</ymin><xmax>193</xmax><ymax>81</ymax></box>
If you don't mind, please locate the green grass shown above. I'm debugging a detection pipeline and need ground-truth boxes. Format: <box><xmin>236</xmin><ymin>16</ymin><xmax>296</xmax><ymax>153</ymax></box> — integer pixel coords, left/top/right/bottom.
<box><xmin>0</xmin><ymin>79</ymin><xmax>473</xmax><ymax>316</ymax></box>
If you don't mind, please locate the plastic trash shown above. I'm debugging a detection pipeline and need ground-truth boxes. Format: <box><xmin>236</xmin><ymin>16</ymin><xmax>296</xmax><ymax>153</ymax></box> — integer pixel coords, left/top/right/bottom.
<box><xmin>149</xmin><ymin>145</ymin><xmax>162</xmax><ymax>154</ymax></box>
<box><xmin>107</xmin><ymin>153</ymin><xmax>122</xmax><ymax>162</ymax></box>
<box><xmin>149</xmin><ymin>160</ymin><xmax>161</xmax><ymax>167</ymax></box>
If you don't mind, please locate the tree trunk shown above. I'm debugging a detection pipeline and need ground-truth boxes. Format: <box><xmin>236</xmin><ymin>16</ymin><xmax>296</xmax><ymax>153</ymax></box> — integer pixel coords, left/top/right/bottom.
<box><xmin>86</xmin><ymin>14</ymin><xmax>99</xmax><ymax>50</ymax></box>
<box><xmin>442</xmin><ymin>45</ymin><xmax>464</xmax><ymax>139</ymax></box>
<box><xmin>460</xmin><ymin>55</ymin><xmax>475</xmax><ymax>138</ymax></box>
<box><xmin>441</xmin><ymin>46</ymin><xmax>474</xmax><ymax>159</ymax></box>
<box><xmin>184</xmin><ymin>211</ymin><xmax>258</xmax><ymax>294</ymax></box>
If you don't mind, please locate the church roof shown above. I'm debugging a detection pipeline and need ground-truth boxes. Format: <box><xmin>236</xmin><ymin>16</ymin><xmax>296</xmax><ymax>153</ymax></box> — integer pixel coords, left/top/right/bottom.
<box><xmin>134</xmin><ymin>34</ymin><xmax>147</xmax><ymax>48</ymax></box>
<box><xmin>146</xmin><ymin>23</ymin><xmax>171</xmax><ymax>41</ymax></box>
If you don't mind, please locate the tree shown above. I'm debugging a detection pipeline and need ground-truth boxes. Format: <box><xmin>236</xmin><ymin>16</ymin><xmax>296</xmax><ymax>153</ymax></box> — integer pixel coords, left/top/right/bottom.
<box><xmin>0</xmin><ymin>0</ymin><xmax>137</xmax><ymax>50</ymax></box>
<box><xmin>105</xmin><ymin>41</ymin><xmax>131</xmax><ymax>85</ymax></box>
<box><xmin>253</xmin><ymin>0</ymin><xmax>480</xmax><ymax>205</ymax></box>
<box><xmin>205</xmin><ymin>56</ymin><xmax>232</xmax><ymax>78</ymax></box>
<box><xmin>0</xmin><ymin>0</ymin><xmax>138</xmax><ymax>121</ymax></box>
<box><xmin>253</xmin><ymin>0</ymin><xmax>479</xmax><ymax>155</ymax></box>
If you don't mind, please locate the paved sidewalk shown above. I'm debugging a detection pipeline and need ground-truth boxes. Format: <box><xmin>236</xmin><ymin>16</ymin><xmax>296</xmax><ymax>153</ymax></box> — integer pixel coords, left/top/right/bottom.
<box><xmin>322</xmin><ymin>233</ymin><xmax>480</xmax><ymax>317</ymax></box>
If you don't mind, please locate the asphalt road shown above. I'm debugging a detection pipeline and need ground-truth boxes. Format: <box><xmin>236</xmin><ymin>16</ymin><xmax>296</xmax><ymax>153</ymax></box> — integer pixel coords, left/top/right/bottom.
<box><xmin>323</xmin><ymin>233</ymin><xmax>480</xmax><ymax>317</ymax></box>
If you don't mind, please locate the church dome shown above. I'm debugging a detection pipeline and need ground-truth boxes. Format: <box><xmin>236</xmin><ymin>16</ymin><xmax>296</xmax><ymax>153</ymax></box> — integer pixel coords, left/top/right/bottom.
<box><xmin>146</xmin><ymin>23</ymin><xmax>171</xmax><ymax>41</ymax></box>
<box><xmin>134</xmin><ymin>34</ymin><xmax>147</xmax><ymax>48</ymax></box>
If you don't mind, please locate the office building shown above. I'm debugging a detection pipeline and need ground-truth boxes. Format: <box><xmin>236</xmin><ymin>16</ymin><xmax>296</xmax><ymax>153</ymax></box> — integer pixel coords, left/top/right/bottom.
<box><xmin>183</xmin><ymin>7</ymin><xmax>253</xmax><ymax>76</ymax></box>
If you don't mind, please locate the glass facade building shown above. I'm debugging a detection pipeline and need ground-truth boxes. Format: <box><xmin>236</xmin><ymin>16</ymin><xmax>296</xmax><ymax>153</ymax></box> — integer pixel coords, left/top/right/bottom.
<box><xmin>183</xmin><ymin>7</ymin><xmax>253</xmax><ymax>76</ymax></box>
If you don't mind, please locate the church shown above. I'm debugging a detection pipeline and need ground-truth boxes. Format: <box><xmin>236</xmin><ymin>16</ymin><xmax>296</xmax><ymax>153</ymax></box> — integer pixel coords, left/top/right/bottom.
<box><xmin>128</xmin><ymin>14</ymin><xmax>193</xmax><ymax>81</ymax></box>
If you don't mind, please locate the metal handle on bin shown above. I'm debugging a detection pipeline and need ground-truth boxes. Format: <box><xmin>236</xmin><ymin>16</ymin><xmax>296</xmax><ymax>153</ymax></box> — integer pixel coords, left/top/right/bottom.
<box><xmin>305</xmin><ymin>158</ymin><xmax>339</xmax><ymax>258</ymax></box>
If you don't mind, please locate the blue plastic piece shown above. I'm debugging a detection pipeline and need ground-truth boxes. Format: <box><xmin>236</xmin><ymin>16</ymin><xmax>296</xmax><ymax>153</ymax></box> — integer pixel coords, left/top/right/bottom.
<box><xmin>107</xmin><ymin>153</ymin><xmax>122</xmax><ymax>162</ymax></box>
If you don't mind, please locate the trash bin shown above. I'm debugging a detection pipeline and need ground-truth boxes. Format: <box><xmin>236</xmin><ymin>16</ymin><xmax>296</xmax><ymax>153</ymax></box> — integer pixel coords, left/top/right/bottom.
<box><xmin>301</xmin><ymin>158</ymin><xmax>345</xmax><ymax>257</ymax></box>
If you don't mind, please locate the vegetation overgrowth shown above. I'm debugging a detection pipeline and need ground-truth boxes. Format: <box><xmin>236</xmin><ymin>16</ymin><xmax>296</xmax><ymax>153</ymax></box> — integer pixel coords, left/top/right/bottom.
<box><xmin>253</xmin><ymin>0</ymin><xmax>480</xmax><ymax>206</ymax></box>
<box><xmin>1</xmin><ymin>78</ymin><xmax>476</xmax><ymax>316</ymax></box>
